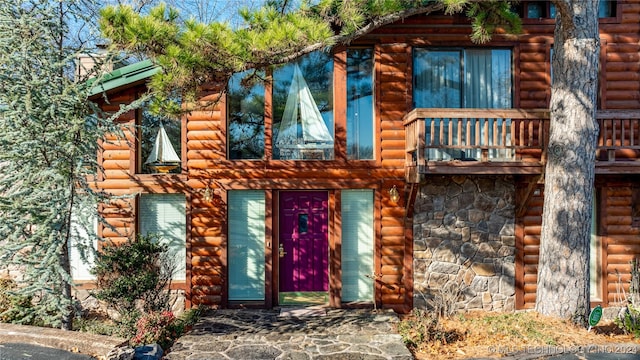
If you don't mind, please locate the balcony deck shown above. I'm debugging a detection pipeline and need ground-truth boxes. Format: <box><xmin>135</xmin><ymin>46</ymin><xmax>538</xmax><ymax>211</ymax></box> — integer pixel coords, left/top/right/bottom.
<box><xmin>404</xmin><ymin>108</ymin><xmax>640</xmax><ymax>182</ymax></box>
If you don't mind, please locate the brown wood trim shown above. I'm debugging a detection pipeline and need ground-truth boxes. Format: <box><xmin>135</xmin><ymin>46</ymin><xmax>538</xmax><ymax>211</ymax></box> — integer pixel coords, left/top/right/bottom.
<box><xmin>185</xmin><ymin>192</ymin><xmax>193</xmax><ymax>309</ymax></box>
<box><xmin>374</xmin><ymin>184</ymin><xmax>383</xmax><ymax>310</ymax></box>
<box><xmin>600</xmin><ymin>38</ymin><xmax>608</xmax><ymax>110</ymax></box>
<box><xmin>132</xmin><ymin>107</ymin><xmax>139</xmax><ymax>175</ymax></box>
<box><xmin>408</xmin><ymin>39</ymin><xmax>520</xmax><ymax>48</ymax></box>
<box><xmin>596</xmin><ymin>110</ymin><xmax>640</xmax><ymax>119</ymax></box>
<box><xmin>220</xmin><ymin>189</ymin><xmax>229</xmax><ymax>306</ymax></box>
<box><xmin>403</xmin><ymin>196</ymin><xmax>414</xmax><ymax>313</ymax></box>
<box><xmin>600</xmin><ymin>186</ymin><xmax>609</xmax><ymax>307</ymax></box>
<box><xmin>330</xmin><ymin>190</ymin><xmax>342</xmax><ymax>307</ymax></box>
<box><xmin>264</xmin><ymin>69</ymin><xmax>273</xmax><ymax>161</ymax></box>
<box><xmin>422</xmin><ymin>162</ymin><xmax>544</xmax><ymax>175</ymax></box>
<box><xmin>545</xmin><ymin>40</ymin><xmax>552</xmax><ymax>107</ymax></box>
<box><xmin>514</xmin><ymin>43</ymin><xmax>521</xmax><ymax>109</ymax></box>
<box><xmin>181</xmin><ymin>103</ymin><xmax>188</xmax><ymax>174</ymax></box>
<box><xmin>514</xmin><ymin>183</ymin><xmax>526</xmax><ymax>310</ymax></box>
<box><xmin>404</xmin><ymin>108</ymin><xmax>550</xmax><ymax>123</ymax></box>
<box><xmin>374</xmin><ymin>44</ymin><xmax>383</xmax><ymax>166</ymax></box>
<box><xmin>374</xmin><ymin>45</ymin><xmax>382</xmax><ymax>168</ymax></box>
<box><xmin>334</xmin><ymin>50</ymin><xmax>348</xmax><ymax>164</ymax></box>
<box><xmin>133</xmin><ymin>193</ymin><xmax>139</xmax><ymax>239</ymax></box>
<box><xmin>516</xmin><ymin>175</ymin><xmax>544</xmax><ymax>218</ymax></box>
<box><xmin>265</xmin><ymin>189</ymin><xmax>273</xmax><ymax>308</ymax></box>
<box><xmin>207</xmin><ymin>179</ymin><xmax>383</xmax><ymax>190</ymax></box>
<box><xmin>405</xmin><ymin>43</ymin><xmax>413</xmax><ymax>113</ymax></box>
<box><xmin>272</xmin><ymin>190</ymin><xmax>280</xmax><ymax>306</ymax></box>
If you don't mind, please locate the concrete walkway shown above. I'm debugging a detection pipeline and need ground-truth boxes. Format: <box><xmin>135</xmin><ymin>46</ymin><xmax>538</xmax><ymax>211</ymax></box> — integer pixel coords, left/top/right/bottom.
<box><xmin>164</xmin><ymin>308</ymin><xmax>413</xmax><ymax>360</ymax></box>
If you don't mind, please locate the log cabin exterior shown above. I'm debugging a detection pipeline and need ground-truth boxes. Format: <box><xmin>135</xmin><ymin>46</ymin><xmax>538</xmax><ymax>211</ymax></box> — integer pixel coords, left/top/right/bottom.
<box><xmin>88</xmin><ymin>1</ymin><xmax>640</xmax><ymax>313</ymax></box>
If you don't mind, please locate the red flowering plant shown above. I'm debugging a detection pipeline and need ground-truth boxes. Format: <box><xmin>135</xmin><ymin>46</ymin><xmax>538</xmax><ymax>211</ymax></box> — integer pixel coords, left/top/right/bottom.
<box><xmin>131</xmin><ymin>310</ymin><xmax>182</xmax><ymax>350</ymax></box>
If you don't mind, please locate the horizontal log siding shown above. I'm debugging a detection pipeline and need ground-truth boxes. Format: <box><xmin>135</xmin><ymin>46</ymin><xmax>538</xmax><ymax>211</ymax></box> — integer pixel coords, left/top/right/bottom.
<box><xmin>604</xmin><ymin>185</ymin><xmax>640</xmax><ymax>306</ymax></box>
<box><xmin>97</xmin><ymin>89</ymin><xmax>137</xmax><ymax>246</ymax></box>
<box><xmin>185</xmin><ymin>98</ymin><xmax>225</xmax><ymax>307</ymax></box>
<box><xmin>516</xmin><ymin>181</ymin><xmax>640</xmax><ymax>309</ymax></box>
<box><xmin>516</xmin><ymin>185</ymin><xmax>543</xmax><ymax>309</ymax></box>
<box><xmin>377</xmin><ymin>43</ymin><xmax>409</xmax><ymax>310</ymax></box>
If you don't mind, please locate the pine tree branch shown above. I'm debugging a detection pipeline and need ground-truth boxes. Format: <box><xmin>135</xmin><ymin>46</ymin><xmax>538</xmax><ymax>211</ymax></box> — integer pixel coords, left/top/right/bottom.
<box><xmin>250</xmin><ymin>3</ymin><xmax>445</xmax><ymax>68</ymax></box>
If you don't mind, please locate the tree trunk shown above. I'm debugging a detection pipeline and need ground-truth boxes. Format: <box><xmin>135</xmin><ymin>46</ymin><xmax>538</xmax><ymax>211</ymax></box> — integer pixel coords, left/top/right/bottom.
<box><xmin>60</xmin><ymin>240</ymin><xmax>74</xmax><ymax>331</ymax></box>
<box><xmin>535</xmin><ymin>0</ymin><xmax>600</xmax><ymax>324</ymax></box>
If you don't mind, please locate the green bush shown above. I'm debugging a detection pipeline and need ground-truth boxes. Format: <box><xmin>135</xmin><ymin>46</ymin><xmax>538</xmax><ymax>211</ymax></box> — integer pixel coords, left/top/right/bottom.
<box><xmin>616</xmin><ymin>304</ymin><xmax>640</xmax><ymax>338</ymax></box>
<box><xmin>616</xmin><ymin>259</ymin><xmax>640</xmax><ymax>337</ymax></box>
<box><xmin>0</xmin><ymin>278</ymin><xmax>34</xmax><ymax>324</ymax></box>
<box><xmin>131</xmin><ymin>307</ymin><xmax>203</xmax><ymax>350</ymax></box>
<box><xmin>91</xmin><ymin>234</ymin><xmax>175</xmax><ymax>334</ymax></box>
<box><xmin>91</xmin><ymin>234</ymin><xmax>173</xmax><ymax>313</ymax></box>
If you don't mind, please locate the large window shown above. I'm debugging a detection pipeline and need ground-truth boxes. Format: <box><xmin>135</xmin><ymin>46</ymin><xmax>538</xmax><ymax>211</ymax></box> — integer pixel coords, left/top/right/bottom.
<box><xmin>139</xmin><ymin>194</ymin><xmax>186</xmax><ymax>280</ymax></box>
<box><xmin>413</xmin><ymin>48</ymin><xmax>512</xmax><ymax>160</ymax></box>
<box><xmin>227</xmin><ymin>71</ymin><xmax>265</xmax><ymax>160</ymax></box>
<box><xmin>347</xmin><ymin>48</ymin><xmax>375</xmax><ymax>160</ymax></box>
<box><xmin>414</xmin><ymin>48</ymin><xmax>512</xmax><ymax>108</ymax></box>
<box><xmin>228</xmin><ymin>191</ymin><xmax>266</xmax><ymax>301</ymax></box>
<box><xmin>273</xmin><ymin>51</ymin><xmax>334</xmax><ymax>160</ymax></box>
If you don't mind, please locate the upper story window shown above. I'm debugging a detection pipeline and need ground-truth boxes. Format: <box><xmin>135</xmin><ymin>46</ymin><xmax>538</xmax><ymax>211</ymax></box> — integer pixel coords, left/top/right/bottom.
<box><xmin>517</xmin><ymin>1</ymin><xmax>617</xmax><ymax>20</ymax></box>
<box><xmin>227</xmin><ymin>70</ymin><xmax>265</xmax><ymax>160</ymax></box>
<box><xmin>413</xmin><ymin>48</ymin><xmax>512</xmax><ymax>109</ymax></box>
<box><xmin>347</xmin><ymin>48</ymin><xmax>375</xmax><ymax>160</ymax></box>
<box><xmin>273</xmin><ymin>51</ymin><xmax>334</xmax><ymax>160</ymax></box>
<box><xmin>413</xmin><ymin>48</ymin><xmax>513</xmax><ymax>161</ymax></box>
<box><xmin>138</xmin><ymin>99</ymin><xmax>182</xmax><ymax>174</ymax></box>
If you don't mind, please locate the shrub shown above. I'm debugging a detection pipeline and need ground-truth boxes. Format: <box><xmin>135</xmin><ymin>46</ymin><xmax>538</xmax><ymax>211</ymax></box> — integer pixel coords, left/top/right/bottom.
<box><xmin>131</xmin><ymin>310</ymin><xmax>179</xmax><ymax>349</ymax></box>
<box><xmin>616</xmin><ymin>259</ymin><xmax>640</xmax><ymax>337</ymax></box>
<box><xmin>91</xmin><ymin>234</ymin><xmax>174</xmax><ymax>316</ymax></box>
<box><xmin>0</xmin><ymin>278</ymin><xmax>34</xmax><ymax>324</ymax></box>
<box><xmin>397</xmin><ymin>309</ymin><xmax>463</xmax><ymax>351</ymax></box>
<box><xmin>616</xmin><ymin>304</ymin><xmax>640</xmax><ymax>338</ymax></box>
<box><xmin>130</xmin><ymin>306</ymin><xmax>204</xmax><ymax>350</ymax></box>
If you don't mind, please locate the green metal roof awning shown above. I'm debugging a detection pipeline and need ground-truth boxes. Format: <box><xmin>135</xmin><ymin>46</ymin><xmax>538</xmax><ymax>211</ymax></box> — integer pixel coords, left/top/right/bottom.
<box><xmin>88</xmin><ymin>59</ymin><xmax>161</xmax><ymax>97</ymax></box>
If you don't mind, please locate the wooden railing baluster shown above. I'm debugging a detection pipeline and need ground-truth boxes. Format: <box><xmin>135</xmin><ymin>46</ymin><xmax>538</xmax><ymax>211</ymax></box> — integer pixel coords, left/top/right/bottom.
<box><xmin>403</xmin><ymin>109</ymin><xmax>639</xmax><ymax>182</ymax></box>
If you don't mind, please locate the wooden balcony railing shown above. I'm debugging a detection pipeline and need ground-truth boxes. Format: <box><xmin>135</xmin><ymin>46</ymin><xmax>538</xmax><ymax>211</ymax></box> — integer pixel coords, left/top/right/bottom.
<box><xmin>404</xmin><ymin>108</ymin><xmax>640</xmax><ymax>182</ymax></box>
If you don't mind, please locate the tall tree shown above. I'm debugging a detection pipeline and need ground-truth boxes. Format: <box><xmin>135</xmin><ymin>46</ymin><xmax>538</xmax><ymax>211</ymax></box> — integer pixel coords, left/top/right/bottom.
<box><xmin>535</xmin><ymin>0</ymin><xmax>600</xmax><ymax>324</ymax></box>
<box><xmin>100</xmin><ymin>0</ymin><xmax>600</xmax><ymax>323</ymax></box>
<box><xmin>0</xmin><ymin>0</ymin><xmax>117</xmax><ymax>330</ymax></box>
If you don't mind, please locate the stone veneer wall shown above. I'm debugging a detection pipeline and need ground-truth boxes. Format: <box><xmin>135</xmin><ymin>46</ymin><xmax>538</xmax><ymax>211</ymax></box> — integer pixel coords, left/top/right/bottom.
<box><xmin>413</xmin><ymin>175</ymin><xmax>516</xmax><ymax>312</ymax></box>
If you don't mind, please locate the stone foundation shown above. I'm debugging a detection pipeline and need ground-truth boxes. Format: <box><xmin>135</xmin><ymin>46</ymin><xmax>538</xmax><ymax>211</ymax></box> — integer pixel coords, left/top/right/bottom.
<box><xmin>74</xmin><ymin>289</ymin><xmax>186</xmax><ymax>318</ymax></box>
<box><xmin>413</xmin><ymin>175</ymin><xmax>516</xmax><ymax>312</ymax></box>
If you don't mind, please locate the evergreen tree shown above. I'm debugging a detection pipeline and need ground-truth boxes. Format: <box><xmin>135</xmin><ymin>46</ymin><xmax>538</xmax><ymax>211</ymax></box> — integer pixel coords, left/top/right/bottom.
<box><xmin>0</xmin><ymin>0</ymin><xmax>117</xmax><ymax>330</ymax></box>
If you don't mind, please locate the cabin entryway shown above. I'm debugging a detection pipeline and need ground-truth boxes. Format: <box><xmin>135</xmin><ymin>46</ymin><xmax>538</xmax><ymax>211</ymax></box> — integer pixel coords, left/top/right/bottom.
<box><xmin>278</xmin><ymin>191</ymin><xmax>329</xmax><ymax>305</ymax></box>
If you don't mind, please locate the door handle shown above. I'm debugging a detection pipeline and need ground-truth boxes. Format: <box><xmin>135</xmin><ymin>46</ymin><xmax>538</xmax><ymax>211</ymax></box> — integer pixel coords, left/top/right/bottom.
<box><xmin>279</xmin><ymin>243</ymin><xmax>287</xmax><ymax>258</ymax></box>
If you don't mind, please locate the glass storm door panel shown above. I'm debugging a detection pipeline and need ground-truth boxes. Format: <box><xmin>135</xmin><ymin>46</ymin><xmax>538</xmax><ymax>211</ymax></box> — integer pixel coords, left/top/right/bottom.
<box><xmin>228</xmin><ymin>191</ymin><xmax>266</xmax><ymax>301</ymax></box>
<box><xmin>341</xmin><ymin>190</ymin><xmax>374</xmax><ymax>302</ymax></box>
<box><xmin>279</xmin><ymin>191</ymin><xmax>329</xmax><ymax>292</ymax></box>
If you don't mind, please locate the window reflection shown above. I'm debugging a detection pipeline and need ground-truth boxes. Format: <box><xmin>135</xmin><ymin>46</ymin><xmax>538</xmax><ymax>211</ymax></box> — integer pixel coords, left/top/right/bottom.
<box><xmin>228</xmin><ymin>70</ymin><xmax>265</xmax><ymax>160</ymax></box>
<box><xmin>347</xmin><ymin>48</ymin><xmax>374</xmax><ymax>160</ymax></box>
<box><xmin>273</xmin><ymin>52</ymin><xmax>334</xmax><ymax>160</ymax></box>
<box><xmin>139</xmin><ymin>99</ymin><xmax>182</xmax><ymax>174</ymax></box>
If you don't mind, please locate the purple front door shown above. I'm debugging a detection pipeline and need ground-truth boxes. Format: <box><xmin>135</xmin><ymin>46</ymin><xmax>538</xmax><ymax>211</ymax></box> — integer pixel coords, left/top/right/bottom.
<box><xmin>279</xmin><ymin>191</ymin><xmax>329</xmax><ymax>292</ymax></box>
